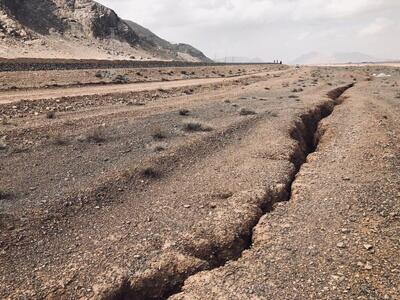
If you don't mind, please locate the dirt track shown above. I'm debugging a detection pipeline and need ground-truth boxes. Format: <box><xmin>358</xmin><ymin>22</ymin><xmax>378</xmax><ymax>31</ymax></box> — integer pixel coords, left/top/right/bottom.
<box><xmin>0</xmin><ymin>64</ymin><xmax>399</xmax><ymax>299</ymax></box>
<box><xmin>0</xmin><ymin>70</ymin><xmax>279</xmax><ymax>104</ymax></box>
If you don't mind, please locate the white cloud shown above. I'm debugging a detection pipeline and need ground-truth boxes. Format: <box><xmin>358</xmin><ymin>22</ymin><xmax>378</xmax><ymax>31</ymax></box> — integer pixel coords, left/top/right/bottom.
<box><xmin>358</xmin><ymin>18</ymin><xmax>391</xmax><ymax>37</ymax></box>
<box><xmin>97</xmin><ymin>0</ymin><xmax>400</xmax><ymax>61</ymax></box>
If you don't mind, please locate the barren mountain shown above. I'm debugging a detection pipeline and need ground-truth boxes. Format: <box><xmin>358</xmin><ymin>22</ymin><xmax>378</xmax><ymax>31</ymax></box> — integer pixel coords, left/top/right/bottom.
<box><xmin>124</xmin><ymin>20</ymin><xmax>212</xmax><ymax>62</ymax></box>
<box><xmin>0</xmin><ymin>0</ymin><xmax>211</xmax><ymax>61</ymax></box>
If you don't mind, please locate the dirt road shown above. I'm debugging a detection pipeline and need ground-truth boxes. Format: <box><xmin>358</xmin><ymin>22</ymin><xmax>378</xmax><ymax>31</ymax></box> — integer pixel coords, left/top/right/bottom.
<box><xmin>0</xmin><ymin>64</ymin><xmax>399</xmax><ymax>299</ymax></box>
<box><xmin>0</xmin><ymin>70</ymin><xmax>279</xmax><ymax>104</ymax></box>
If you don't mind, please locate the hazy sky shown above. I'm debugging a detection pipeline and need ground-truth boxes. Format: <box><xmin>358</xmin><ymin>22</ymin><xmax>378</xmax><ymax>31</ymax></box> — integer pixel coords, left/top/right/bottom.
<box><xmin>98</xmin><ymin>0</ymin><xmax>400</xmax><ymax>62</ymax></box>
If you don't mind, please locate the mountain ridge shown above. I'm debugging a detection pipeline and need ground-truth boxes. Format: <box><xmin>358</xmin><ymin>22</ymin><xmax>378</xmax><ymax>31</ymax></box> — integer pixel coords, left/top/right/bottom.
<box><xmin>0</xmin><ymin>0</ymin><xmax>211</xmax><ymax>62</ymax></box>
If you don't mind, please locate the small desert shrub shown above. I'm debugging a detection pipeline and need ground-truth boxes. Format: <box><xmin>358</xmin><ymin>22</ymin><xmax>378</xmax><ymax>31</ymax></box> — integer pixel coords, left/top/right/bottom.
<box><xmin>153</xmin><ymin>144</ymin><xmax>166</xmax><ymax>152</ymax></box>
<box><xmin>63</xmin><ymin>120</ymin><xmax>75</xmax><ymax>126</ymax></box>
<box><xmin>0</xmin><ymin>190</ymin><xmax>11</xmax><ymax>200</ymax></box>
<box><xmin>1</xmin><ymin>117</ymin><xmax>10</xmax><ymax>125</ymax></box>
<box><xmin>141</xmin><ymin>167</ymin><xmax>160</xmax><ymax>179</ymax></box>
<box><xmin>52</xmin><ymin>133</ymin><xmax>69</xmax><ymax>146</ymax></box>
<box><xmin>267</xmin><ymin>111</ymin><xmax>279</xmax><ymax>118</ymax></box>
<box><xmin>85</xmin><ymin>127</ymin><xmax>106</xmax><ymax>143</ymax></box>
<box><xmin>152</xmin><ymin>128</ymin><xmax>167</xmax><ymax>140</ymax></box>
<box><xmin>46</xmin><ymin>111</ymin><xmax>56</xmax><ymax>119</ymax></box>
<box><xmin>183</xmin><ymin>121</ymin><xmax>212</xmax><ymax>132</ymax></box>
<box><xmin>95</xmin><ymin>71</ymin><xmax>103</xmax><ymax>78</ymax></box>
<box><xmin>179</xmin><ymin>109</ymin><xmax>190</xmax><ymax>116</ymax></box>
<box><xmin>113</xmin><ymin>75</ymin><xmax>130</xmax><ymax>84</ymax></box>
<box><xmin>239</xmin><ymin>108</ymin><xmax>257</xmax><ymax>116</ymax></box>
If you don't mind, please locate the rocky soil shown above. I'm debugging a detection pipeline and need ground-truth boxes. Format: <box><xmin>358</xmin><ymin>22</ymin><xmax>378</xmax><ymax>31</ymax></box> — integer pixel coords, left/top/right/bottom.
<box><xmin>0</xmin><ymin>64</ymin><xmax>399</xmax><ymax>299</ymax></box>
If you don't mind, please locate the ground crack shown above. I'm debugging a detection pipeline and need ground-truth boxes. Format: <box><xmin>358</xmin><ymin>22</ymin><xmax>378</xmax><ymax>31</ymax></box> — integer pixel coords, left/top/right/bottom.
<box><xmin>104</xmin><ymin>84</ymin><xmax>354</xmax><ymax>300</ymax></box>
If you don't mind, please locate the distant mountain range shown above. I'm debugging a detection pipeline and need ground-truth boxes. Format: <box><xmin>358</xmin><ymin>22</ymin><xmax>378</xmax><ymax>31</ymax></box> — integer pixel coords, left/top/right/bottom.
<box><xmin>292</xmin><ymin>52</ymin><xmax>381</xmax><ymax>65</ymax></box>
<box><xmin>0</xmin><ymin>0</ymin><xmax>211</xmax><ymax>61</ymax></box>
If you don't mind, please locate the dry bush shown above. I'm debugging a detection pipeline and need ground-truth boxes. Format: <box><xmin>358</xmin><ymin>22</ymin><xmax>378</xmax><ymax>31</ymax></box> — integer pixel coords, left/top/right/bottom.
<box><xmin>239</xmin><ymin>108</ymin><xmax>257</xmax><ymax>116</ymax></box>
<box><xmin>1</xmin><ymin>117</ymin><xmax>10</xmax><ymax>125</ymax></box>
<box><xmin>141</xmin><ymin>167</ymin><xmax>160</xmax><ymax>179</ymax></box>
<box><xmin>0</xmin><ymin>190</ymin><xmax>11</xmax><ymax>200</ymax></box>
<box><xmin>152</xmin><ymin>128</ymin><xmax>167</xmax><ymax>140</ymax></box>
<box><xmin>84</xmin><ymin>127</ymin><xmax>106</xmax><ymax>143</ymax></box>
<box><xmin>179</xmin><ymin>109</ymin><xmax>190</xmax><ymax>116</ymax></box>
<box><xmin>153</xmin><ymin>144</ymin><xmax>167</xmax><ymax>152</ymax></box>
<box><xmin>53</xmin><ymin>134</ymin><xmax>68</xmax><ymax>145</ymax></box>
<box><xmin>183</xmin><ymin>121</ymin><xmax>212</xmax><ymax>132</ymax></box>
<box><xmin>46</xmin><ymin>111</ymin><xmax>56</xmax><ymax>119</ymax></box>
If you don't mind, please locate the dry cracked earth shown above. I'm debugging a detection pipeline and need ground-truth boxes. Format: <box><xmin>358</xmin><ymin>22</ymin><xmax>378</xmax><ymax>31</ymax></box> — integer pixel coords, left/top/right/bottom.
<box><xmin>0</xmin><ymin>62</ymin><xmax>399</xmax><ymax>300</ymax></box>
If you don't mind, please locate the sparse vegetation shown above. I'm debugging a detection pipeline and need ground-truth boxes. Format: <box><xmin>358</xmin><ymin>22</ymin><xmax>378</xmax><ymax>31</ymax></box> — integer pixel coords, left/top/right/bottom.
<box><xmin>51</xmin><ymin>133</ymin><xmax>69</xmax><ymax>146</ymax></box>
<box><xmin>0</xmin><ymin>138</ymin><xmax>7</xmax><ymax>150</ymax></box>
<box><xmin>152</xmin><ymin>128</ymin><xmax>167</xmax><ymax>140</ymax></box>
<box><xmin>179</xmin><ymin>109</ymin><xmax>190</xmax><ymax>116</ymax></box>
<box><xmin>291</xmin><ymin>88</ymin><xmax>303</xmax><ymax>93</ymax></box>
<box><xmin>153</xmin><ymin>144</ymin><xmax>167</xmax><ymax>152</ymax></box>
<box><xmin>141</xmin><ymin>167</ymin><xmax>160</xmax><ymax>179</ymax></box>
<box><xmin>46</xmin><ymin>111</ymin><xmax>56</xmax><ymax>119</ymax></box>
<box><xmin>0</xmin><ymin>190</ymin><xmax>11</xmax><ymax>200</ymax></box>
<box><xmin>84</xmin><ymin>127</ymin><xmax>106</xmax><ymax>143</ymax></box>
<box><xmin>183</xmin><ymin>121</ymin><xmax>212</xmax><ymax>132</ymax></box>
<box><xmin>63</xmin><ymin>120</ymin><xmax>75</xmax><ymax>126</ymax></box>
<box><xmin>112</xmin><ymin>75</ymin><xmax>130</xmax><ymax>84</ymax></box>
<box><xmin>239</xmin><ymin>108</ymin><xmax>257</xmax><ymax>116</ymax></box>
<box><xmin>1</xmin><ymin>117</ymin><xmax>10</xmax><ymax>125</ymax></box>
<box><xmin>267</xmin><ymin>111</ymin><xmax>279</xmax><ymax>117</ymax></box>
<box><xmin>95</xmin><ymin>71</ymin><xmax>103</xmax><ymax>78</ymax></box>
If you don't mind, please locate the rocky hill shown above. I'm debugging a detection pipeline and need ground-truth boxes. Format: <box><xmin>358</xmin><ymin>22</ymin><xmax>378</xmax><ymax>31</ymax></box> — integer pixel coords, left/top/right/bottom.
<box><xmin>0</xmin><ymin>0</ymin><xmax>211</xmax><ymax>61</ymax></box>
<box><xmin>124</xmin><ymin>20</ymin><xmax>212</xmax><ymax>62</ymax></box>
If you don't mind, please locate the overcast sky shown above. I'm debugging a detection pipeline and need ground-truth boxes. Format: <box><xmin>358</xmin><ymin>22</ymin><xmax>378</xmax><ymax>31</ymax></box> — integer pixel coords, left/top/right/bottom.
<box><xmin>97</xmin><ymin>0</ymin><xmax>400</xmax><ymax>62</ymax></box>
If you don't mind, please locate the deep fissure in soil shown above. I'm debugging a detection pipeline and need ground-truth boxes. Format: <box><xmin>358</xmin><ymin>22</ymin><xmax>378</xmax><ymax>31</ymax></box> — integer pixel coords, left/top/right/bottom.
<box><xmin>105</xmin><ymin>84</ymin><xmax>354</xmax><ymax>300</ymax></box>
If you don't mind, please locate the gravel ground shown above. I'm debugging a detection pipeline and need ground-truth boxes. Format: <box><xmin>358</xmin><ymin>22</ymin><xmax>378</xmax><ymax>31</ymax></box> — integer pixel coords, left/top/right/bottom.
<box><xmin>0</xmin><ymin>65</ymin><xmax>399</xmax><ymax>299</ymax></box>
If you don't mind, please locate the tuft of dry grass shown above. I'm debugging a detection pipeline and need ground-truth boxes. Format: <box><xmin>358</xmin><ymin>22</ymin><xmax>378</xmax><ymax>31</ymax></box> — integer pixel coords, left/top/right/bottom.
<box><xmin>84</xmin><ymin>127</ymin><xmax>106</xmax><ymax>143</ymax></box>
<box><xmin>51</xmin><ymin>133</ymin><xmax>69</xmax><ymax>146</ymax></box>
<box><xmin>179</xmin><ymin>109</ymin><xmax>190</xmax><ymax>116</ymax></box>
<box><xmin>183</xmin><ymin>121</ymin><xmax>212</xmax><ymax>132</ymax></box>
<box><xmin>0</xmin><ymin>137</ymin><xmax>7</xmax><ymax>150</ymax></box>
<box><xmin>152</xmin><ymin>128</ymin><xmax>167</xmax><ymax>140</ymax></box>
<box><xmin>46</xmin><ymin>111</ymin><xmax>56</xmax><ymax>119</ymax></box>
<box><xmin>141</xmin><ymin>167</ymin><xmax>160</xmax><ymax>179</ymax></box>
<box><xmin>0</xmin><ymin>189</ymin><xmax>11</xmax><ymax>200</ymax></box>
<box><xmin>153</xmin><ymin>145</ymin><xmax>166</xmax><ymax>152</ymax></box>
<box><xmin>239</xmin><ymin>108</ymin><xmax>257</xmax><ymax>116</ymax></box>
<box><xmin>1</xmin><ymin>117</ymin><xmax>11</xmax><ymax>125</ymax></box>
